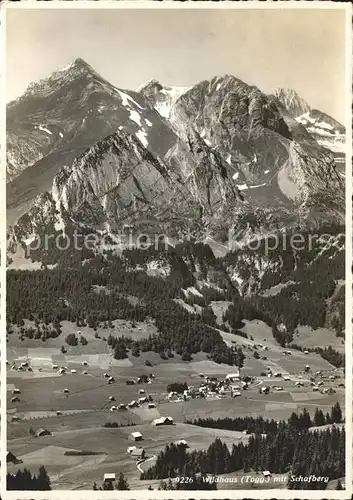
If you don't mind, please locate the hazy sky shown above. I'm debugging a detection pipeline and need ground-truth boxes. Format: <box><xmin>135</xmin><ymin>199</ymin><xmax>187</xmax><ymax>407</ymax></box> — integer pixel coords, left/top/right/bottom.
<box><xmin>6</xmin><ymin>7</ymin><xmax>347</xmax><ymax>122</ymax></box>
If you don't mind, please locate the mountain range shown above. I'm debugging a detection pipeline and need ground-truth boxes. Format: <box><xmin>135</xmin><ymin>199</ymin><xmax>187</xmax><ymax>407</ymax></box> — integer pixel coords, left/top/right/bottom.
<box><xmin>7</xmin><ymin>58</ymin><xmax>345</xmax><ymax>250</ymax></box>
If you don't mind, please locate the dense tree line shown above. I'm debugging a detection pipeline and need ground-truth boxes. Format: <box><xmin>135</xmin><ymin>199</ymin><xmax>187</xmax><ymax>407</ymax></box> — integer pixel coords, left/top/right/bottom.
<box><xmin>7</xmin><ymin>466</ymin><xmax>51</xmax><ymax>490</ymax></box>
<box><xmin>142</xmin><ymin>411</ymin><xmax>345</xmax><ymax>489</ymax></box>
<box><xmin>220</xmin><ymin>225</ymin><xmax>344</xmax><ymax>338</ymax></box>
<box><xmin>7</xmin><ymin>247</ymin><xmax>243</xmax><ymax>365</ymax></box>
<box><xmin>8</xmin><ymin>232</ymin><xmax>344</xmax><ymax>363</ymax></box>
<box><xmin>187</xmin><ymin>404</ymin><xmax>343</xmax><ymax>433</ymax></box>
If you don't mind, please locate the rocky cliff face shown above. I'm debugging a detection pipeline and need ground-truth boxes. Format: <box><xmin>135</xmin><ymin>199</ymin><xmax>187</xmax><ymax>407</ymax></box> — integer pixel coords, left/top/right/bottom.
<box><xmin>138</xmin><ymin>79</ymin><xmax>191</xmax><ymax>120</ymax></box>
<box><xmin>7</xmin><ymin>58</ymin><xmax>177</xmax><ymax>193</ymax></box>
<box><xmin>7</xmin><ymin>59</ymin><xmax>345</xmax><ymax>250</ymax></box>
<box><xmin>169</xmin><ymin>75</ymin><xmax>344</xmax><ymax>225</ymax></box>
<box><xmin>275</xmin><ymin>88</ymin><xmax>346</xmax><ymax>166</ymax></box>
<box><xmin>274</xmin><ymin>88</ymin><xmax>311</xmax><ymax>118</ymax></box>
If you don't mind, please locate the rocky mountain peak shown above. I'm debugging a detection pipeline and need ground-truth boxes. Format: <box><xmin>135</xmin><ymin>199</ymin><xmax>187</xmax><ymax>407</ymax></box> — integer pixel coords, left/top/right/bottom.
<box><xmin>274</xmin><ymin>88</ymin><xmax>311</xmax><ymax>117</ymax></box>
<box><xmin>138</xmin><ymin>79</ymin><xmax>164</xmax><ymax>97</ymax></box>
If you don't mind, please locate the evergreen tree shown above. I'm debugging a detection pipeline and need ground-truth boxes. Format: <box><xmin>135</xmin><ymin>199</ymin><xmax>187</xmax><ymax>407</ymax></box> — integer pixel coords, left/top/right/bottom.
<box><xmin>331</xmin><ymin>402</ymin><xmax>342</xmax><ymax>423</ymax></box>
<box><xmin>116</xmin><ymin>471</ymin><xmax>129</xmax><ymax>490</ymax></box>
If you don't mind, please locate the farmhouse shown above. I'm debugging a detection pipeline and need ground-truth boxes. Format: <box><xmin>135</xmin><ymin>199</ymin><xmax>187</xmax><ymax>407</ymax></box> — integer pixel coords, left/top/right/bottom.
<box><xmin>175</xmin><ymin>439</ymin><xmax>189</xmax><ymax>447</ymax></box>
<box><xmin>11</xmin><ymin>397</ymin><xmax>19</xmax><ymax>403</ymax></box>
<box><xmin>103</xmin><ymin>473</ymin><xmax>116</xmax><ymax>487</ymax></box>
<box><xmin>119</xmin><ymin>404</ymin><xmax>127</xmax><ymax>410</ymax></box>
<box><xmin>232</xmin><ymin>390</ymin><xmax>241</xmax><ymax>397</ymax></box>
<box><xmin>12</xmin><ymin>388</ymin><xmax>21</xmax><ymax>395</ymax></box>
<box><xmin>36</xmin><ymin>428</ymin><xmax>51</xmax><ymax>437</ymax></box>
<box><xmin>138</xmin><ymin>397</ymin><xmax>148</xmax><ymax>404</ymax></box>
<box><xmin>260</xmin><ymin>386</ymin><xmax>270</xmax><ymax>394</ymax></box>
<box><xmin>283</xmin><ymin>375</ymin><xmax>291</xmax><ymax>381</ymax></box>
<box><xmin>262</xmin><ymin>471</ymin><xmax>272</xmax><ymax>478</ymax></box>
<box><xmin>71</xmin><ymin>369</ymin><xmax>77</xmax><ymax>374</ymax></box>
<box><xmin>226</xmin><ymin>372</ymin><xmax>240</xmax><ymax>381</ymax></box>
<box><xmin>63</xmin><ymin>388</ymin><xmax>70</xmax><ymax>394</ymax></box>
<box><xmin>148</xmin><ymin>403</ymin><xmax>156</xmax><ymax>409</ymax></box>
<box><xmin>138</xmin><ymin>389</ymin><xmax>145</xmax><ymax>394</ymax></box>
<box><xmin>56</xmin><ymin>411</ymin><xmax>63</xmax><ymax>416</ymax></box>
<box><xmin>11</xmin><ymin>416</ymin><xmax>20</xmax><ymax>422</ymax></box>
<box><xmin>109</xmin><ymin>396</ymin><xmax>115</xmax><ymax>401</ymax></box>
<box><xmin>128</xmin><ymin>400</ymin><xmax>138</xmax><ymax>408</ymax></box>
<box><xmin>130</xmin><ymin>448</ymin><xmax>145</xmax><ymax>459</ymax></box>
<box><xmin>127</xmin><ymin>446</ymin><xmax>137</xmax><ymax>454</ymax></box>
<box><xmin>110</xmin><ymin>406</ymin><xmax>117</xmax><ymax>411</ymax></box>
<box><xmin>131</xmin><ymin>431</ymin><xmax>143</xmax><ymax>441</ymax></box>
<box><xmin>6</xmin><ymin>452</ymin><xmax>22</xmax><ymax>464</ymax></box>
<box><xmin>152</xmin><ymin>416</ymin><xmax>174</xmax><ymax>426</ymax></box>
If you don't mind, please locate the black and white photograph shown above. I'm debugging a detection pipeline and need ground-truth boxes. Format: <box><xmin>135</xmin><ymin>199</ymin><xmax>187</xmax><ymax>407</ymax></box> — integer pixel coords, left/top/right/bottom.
<box><xmin>3</xmin><ymin>2</ymin><xmax>352</xmax><ymax>496</ymax></box>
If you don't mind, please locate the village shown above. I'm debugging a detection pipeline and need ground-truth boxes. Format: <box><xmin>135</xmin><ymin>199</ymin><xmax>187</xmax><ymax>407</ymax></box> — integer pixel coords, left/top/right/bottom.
<box><xmin>5</xmin><ymin>315</ymin><xmax>345</xmax><ymax>491</ymax></box>
<box><xmin>7</xmin><ymin>344</ymin><xmax>345</xmax><ymax>490</ymax></box>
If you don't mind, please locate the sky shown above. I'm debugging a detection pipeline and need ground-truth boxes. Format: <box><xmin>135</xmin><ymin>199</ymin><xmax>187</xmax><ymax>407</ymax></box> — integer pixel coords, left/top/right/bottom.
<box><xmin>5</xmin><ymin>7</ymin><xmax>348</xmax><ymax>122</ymax></box>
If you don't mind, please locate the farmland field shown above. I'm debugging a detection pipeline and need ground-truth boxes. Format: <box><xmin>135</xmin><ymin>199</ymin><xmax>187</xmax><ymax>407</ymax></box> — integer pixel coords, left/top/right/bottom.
<box><xmin>7</xmin><ymin>311</ymin><xmax>345</xmax><ymax>490</ymax></box>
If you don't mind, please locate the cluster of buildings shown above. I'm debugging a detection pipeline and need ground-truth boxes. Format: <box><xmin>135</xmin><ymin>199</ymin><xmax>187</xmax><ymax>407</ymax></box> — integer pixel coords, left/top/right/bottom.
<box><xmin>167</xmin><ymin>371</ymin><xmax>250</xmax><ymax>401</ymax></box>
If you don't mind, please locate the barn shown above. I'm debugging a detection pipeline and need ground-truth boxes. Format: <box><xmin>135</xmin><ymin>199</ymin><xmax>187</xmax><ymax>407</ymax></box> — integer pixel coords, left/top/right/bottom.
<box><xmin>6</xmin><ymin>452</ymin><xmax>22</xmax><ymax>464</ymax></box>
<box><xmin>225</xmin><ymin>372</ymin><xmax>240</xmax><ymax>382</ymax></box>
<box><xmin>130</xmin><ymin>448</ymin><xmax>145</xmax><ymax>459</ymax></box>
<box><xmin>131</xmin><ymin>431</ymin><xmax>143</xmax><ymax>441</ymax></box>
<box><xmin>36</xmin><ymin>428</ymin><xmax>52</xmax><ymax>437</ymax></box>
<box><xmin>103</xmin><ymin>473</ymin><xmax>116</xmax><ymax>487</ymax></box>
<box><xmin>175</xmin><ymin>439</ymin><xmax>189</xmax><ymax>448</ymax></box>
<box><xmin>152</xmin><ymin>416</ymin><xmax>174</xmax><ymax>426</ymax></box>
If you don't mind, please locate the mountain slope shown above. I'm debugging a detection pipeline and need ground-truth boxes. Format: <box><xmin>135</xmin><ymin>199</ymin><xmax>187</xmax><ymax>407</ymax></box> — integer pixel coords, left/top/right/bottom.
<box><xmin>7</xmin><ymin>58</ymin><xmax>178</xmax><ymax>221</ymax></box>
<box><xmin>7</xmin><ymin>60</ymin><xmax>345</xmax><ymax>243</ymax></box>
<box><xmin>274</xmin><ymin>88</ymin><xmax>311</xmax><ymax>118</ymax></box>
<box><xmin>169</xmin><ymin>75</ymin><xmax>344</xmax><ymax>226</ymax></box>
<box><xmin>274</xmin><ymin>88</ymin><xmax>346</xmax><ymax>169</ymax></box>
<box><xmin>138</xmin><ymin>79</ymin><xmax>191</xmax><ymax>120</ymax></box>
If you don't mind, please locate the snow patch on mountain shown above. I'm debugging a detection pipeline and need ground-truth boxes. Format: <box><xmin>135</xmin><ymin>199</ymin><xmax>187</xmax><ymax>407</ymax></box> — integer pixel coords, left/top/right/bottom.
<box><xmin>116</xmin><ymin>89</ymin><xmax>143</xmax><ymax>110</ymax></box>
<box><xmin>139</xmin><ymin>81</ymin><xmax>191</xmax><ymax>119</ymax></box>
<box><xmin>37</xmin><ymin>124</ymin><xmax>52</xmax><ymax>135</ymax></box>
<box><xmin>129</xmin><ymin>110</ymin><xmax>142</xmax><ymax>127</ymax></box>
<box><xmin>135</xmin><ymin>130</ymin><xmax>148</xmax><ymax>147</ymax></box>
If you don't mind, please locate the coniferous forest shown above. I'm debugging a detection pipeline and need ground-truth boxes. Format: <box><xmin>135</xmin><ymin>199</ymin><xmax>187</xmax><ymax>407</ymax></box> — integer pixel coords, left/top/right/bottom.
<box><xmin>7</xmin><ymin>228</ymin><xmax>345</xmax><ymax>367</ymax></box>
<box><xmin>142</xmin><ymin>407</ymin><xmax>345</xmax><ymax>490</ymax></box>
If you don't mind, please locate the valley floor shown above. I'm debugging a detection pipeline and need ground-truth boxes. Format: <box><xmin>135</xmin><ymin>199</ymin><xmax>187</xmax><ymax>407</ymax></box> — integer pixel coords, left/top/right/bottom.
<box><xmin>7</xmin><ymin>320</ymin><xmax>345</xmax><ymax>490</ymax></box>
